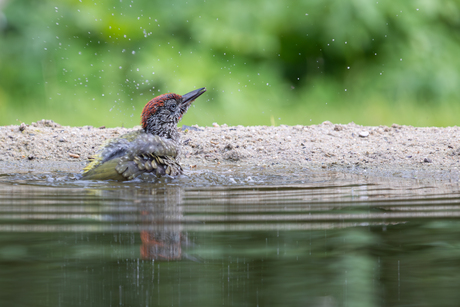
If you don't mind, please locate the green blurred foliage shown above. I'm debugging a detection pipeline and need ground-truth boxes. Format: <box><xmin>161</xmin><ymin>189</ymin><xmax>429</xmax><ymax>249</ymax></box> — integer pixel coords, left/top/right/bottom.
<box><xmin>0</xmin><ymin>0</ymin><xmax>459</xmax><ymax>127</ymax></box>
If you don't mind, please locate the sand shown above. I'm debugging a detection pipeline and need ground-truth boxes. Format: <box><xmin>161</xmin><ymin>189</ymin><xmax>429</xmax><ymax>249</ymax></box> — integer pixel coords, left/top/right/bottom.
<box><xmin>1</xmin><ymin>119</ymin><xmax>459</xmax><ymax>182</ymax></box>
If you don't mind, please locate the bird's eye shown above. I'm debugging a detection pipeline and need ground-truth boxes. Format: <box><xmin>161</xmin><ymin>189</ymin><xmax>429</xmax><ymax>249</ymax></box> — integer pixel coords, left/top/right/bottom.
<box><xmin>169</xmin><ymin>103</ymin><xmax>177</xmax><ymax>111</ymax></box>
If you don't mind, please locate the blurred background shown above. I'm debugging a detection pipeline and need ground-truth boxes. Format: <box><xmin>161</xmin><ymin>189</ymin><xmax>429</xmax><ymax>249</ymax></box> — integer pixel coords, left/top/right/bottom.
<box><xmin>0</xmin><ymin>0</ymin><xmax>459</xmax><ymax>128</ymax></box>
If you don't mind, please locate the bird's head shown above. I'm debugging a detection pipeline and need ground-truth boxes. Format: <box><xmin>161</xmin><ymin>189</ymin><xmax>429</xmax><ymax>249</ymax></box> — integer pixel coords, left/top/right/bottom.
<box><xmin>141</xmin><ymin>87</ymin><xmax>206</xmax><ymax>137</ymax></box>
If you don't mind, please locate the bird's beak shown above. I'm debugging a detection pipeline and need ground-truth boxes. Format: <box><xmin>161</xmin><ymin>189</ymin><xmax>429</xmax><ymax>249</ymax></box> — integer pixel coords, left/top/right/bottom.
<box><xmin>180</xmin><ymin>87</ymin><xmax>206</xmax><ymax>109</ymax></box>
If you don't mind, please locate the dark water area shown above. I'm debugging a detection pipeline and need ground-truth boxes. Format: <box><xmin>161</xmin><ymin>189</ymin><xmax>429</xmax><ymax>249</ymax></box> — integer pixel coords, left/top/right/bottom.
<box><xmin>0</xmin><ymin>166</ymin><xmax>460</xmax><ymax>307</ymax></box>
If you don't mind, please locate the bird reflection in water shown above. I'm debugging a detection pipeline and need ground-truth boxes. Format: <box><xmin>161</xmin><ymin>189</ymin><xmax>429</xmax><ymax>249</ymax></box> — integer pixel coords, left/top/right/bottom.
<box><xmin>135</xmin><ymin>185</ymin><xmax>190</xmax><ymax>261</ymax></box>
<box><xmin>140</xmin><ymin>228</ymin><xmax>182</xmax><ymax>260</ymax></box>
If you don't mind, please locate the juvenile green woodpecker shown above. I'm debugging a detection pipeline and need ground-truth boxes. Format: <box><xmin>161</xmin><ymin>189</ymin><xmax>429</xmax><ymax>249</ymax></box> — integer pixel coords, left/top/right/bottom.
<box><xmin>82</xmin><ymin>87</ymin><xmax>206</xmax><ymax>180</ymax></box>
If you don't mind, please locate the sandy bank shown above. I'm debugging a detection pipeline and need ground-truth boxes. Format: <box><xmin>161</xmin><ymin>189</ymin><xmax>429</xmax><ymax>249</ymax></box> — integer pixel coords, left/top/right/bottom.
<box><xmin>1</xmin><ymin>120</ymin><xmax>459</xmax><ymax>182</ymax></box>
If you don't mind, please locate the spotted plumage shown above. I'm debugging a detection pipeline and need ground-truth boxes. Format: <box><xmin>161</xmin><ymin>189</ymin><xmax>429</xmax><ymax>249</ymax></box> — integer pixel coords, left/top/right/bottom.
<box><xmin>82</xmin><ymin>88</ymin><xmax>206</xmax><ymax>180</ymax></box>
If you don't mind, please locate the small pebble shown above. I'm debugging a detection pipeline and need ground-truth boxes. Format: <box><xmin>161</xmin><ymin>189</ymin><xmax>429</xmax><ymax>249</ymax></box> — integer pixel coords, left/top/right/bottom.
<box><xmin>69</xmin><ymin>153</ymin><xmax>80</xmax><ymax>158</ymax></box>
<box><xmin>212</xmin><ymin>122</ymin><xmax>220</xmax><ymax>128</ymax></box>
<box><xmin>423</xmin><ymin>158</ymin><xmax>432</xmax><ymax>163</ymax></box>
<box><xmin>359</xmin><ymin>131</ymin><xmax>369</xmax><ymax>137</ymax></box>
<box><xmin>224</xmin><ymin>144</ymin><xmax>234</xmax><ymax>151</ymax></box>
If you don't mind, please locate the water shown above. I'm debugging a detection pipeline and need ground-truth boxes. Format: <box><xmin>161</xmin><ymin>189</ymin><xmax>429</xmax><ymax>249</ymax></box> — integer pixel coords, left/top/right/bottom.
<box><xmin>0</xmin><ymin>164</ymin><xmax>460</xmax><ymax>306</ymax></box>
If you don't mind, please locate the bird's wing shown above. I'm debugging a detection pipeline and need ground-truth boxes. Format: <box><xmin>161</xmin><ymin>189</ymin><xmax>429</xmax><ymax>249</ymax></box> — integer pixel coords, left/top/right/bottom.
<box><xmin>84</xmin><ymin>152</ymin><xmax>182</xmax><ymax>181</ymax></box>
<box><xmin>82</xmin><ymin>131</ymin><xmax>180</xmax><ymax>180</ymax></box>
<box><xmin>123</xmin><ymin>154</ymin><xmax>183</xmax><ymax>179</ymax></box>
<box><xmin>83</xmin><ymin>135</ymin><xmax>132</xmax><ymax>175</ymax></box>
<box><xmin>123</xmin><ymin>133</ymin><xmax>179</xmax><ymax>160</ymax></box>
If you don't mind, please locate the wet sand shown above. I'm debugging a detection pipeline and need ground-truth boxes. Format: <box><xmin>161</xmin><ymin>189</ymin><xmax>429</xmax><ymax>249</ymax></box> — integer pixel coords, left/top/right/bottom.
<box><xmin>1</xmin><ymin>120</ymin><xmax>459</xmax><ymax>182</ymax></box>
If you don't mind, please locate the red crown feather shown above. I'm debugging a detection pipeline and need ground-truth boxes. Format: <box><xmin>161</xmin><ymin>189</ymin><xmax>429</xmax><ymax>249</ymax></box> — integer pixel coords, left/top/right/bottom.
<box><xmin>141</xmin><ymin>93</ymin><xmax>182</xmax><ymax>129</ymax></box>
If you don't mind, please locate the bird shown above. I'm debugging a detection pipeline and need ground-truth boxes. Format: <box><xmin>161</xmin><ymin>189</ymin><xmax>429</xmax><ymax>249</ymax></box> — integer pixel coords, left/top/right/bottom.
<box><xmin>81</xmin><ymin>87</ymin><xmax>206</xmax><ymax>180</ymax></box>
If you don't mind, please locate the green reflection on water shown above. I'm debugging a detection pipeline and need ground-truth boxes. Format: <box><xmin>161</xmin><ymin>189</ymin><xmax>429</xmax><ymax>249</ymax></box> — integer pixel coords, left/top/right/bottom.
<box><xmin>0</xmin><ymin>172</ymin><xmax>459</xmax><ymax>306</ymax></box>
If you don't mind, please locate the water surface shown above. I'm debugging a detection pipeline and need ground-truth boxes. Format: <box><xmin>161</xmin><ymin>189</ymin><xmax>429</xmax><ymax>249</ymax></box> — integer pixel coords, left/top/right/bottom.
<box><xmin>0</xmin><ymin>166</ymin><xmax>459</xmax><ymax>306</ymax></box>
